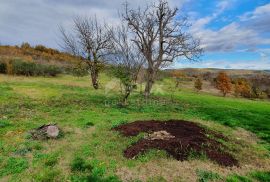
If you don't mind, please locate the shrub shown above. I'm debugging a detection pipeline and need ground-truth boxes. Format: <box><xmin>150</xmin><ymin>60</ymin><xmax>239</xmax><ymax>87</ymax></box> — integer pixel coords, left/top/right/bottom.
<box><xmin>12</xmin><ymin>59</ymin><xmax>36</xmax><ymax>76</ymax></box>
<box><xmin>194</xmin><ymin>78</ymin><xmax>203</xmax><ymax>91</ymax></box>
<box><xmin>266</xmin><ymin>88</ymin><xmax>270</xmax><ymax>98</ymax></box>
<box><xmin>234</xmin><ymin>78</ymin><xmax>252</xmax><ymax>98</ymax></box>
<box><xmin>11</xmin><ymin>59</ymin><xmax>62</xmax><ymax>77</ymax></box>
<box><xmin>0</xmin><ymin>62</ymin><xmax>6</xmax><ymax>73</ymax></box>
<box><xmin>21</xmin><ymin>42</ymin><xmax>31</xmax><ymax>49</ymax></box>
<box><xmin>71</xmin><ymin>67</ymin><xmax>89</xmax><ymax>77</ymax></box>
<box><xmin>35</xmin><ymin>45</ymin><xmax>47</xmax><ymax>52</ymax></box>
<box><xmin>6</xmin><ymin>59</ymin><xmax>13</xmax><ymax>75</ymax></box>
<box><xmin>216</xmin><ymin>72</ymin><xmax>232</xmax><ymax>97</ymax></box>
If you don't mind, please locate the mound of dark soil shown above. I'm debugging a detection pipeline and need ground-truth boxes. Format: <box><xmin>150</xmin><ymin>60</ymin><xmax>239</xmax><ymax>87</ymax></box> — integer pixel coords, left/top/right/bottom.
<box><xmin>113</xmin><ymin>120</ymin><xmax>238</xmax><ymax>167</ymax></box>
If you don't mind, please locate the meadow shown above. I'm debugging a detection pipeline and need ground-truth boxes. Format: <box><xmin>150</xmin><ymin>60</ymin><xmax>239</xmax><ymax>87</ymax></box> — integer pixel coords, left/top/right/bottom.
<box><xmin>0</xmin><ymin>74</ymin><xmax>270</xmax><ymax>182</ymax></box>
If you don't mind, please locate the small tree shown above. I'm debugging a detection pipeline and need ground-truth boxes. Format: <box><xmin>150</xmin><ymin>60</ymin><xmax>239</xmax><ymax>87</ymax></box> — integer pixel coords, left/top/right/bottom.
<box><xmin>194</xmin><ymin>78</ymin><xmax>202</xmax><ymax>91</ymax></box>
<box><xmin>21</xmin><ymin>42</ymin><xmax>31</xmax><ymax>49</ymax></box>
<box><xmin>109</xmin><ymin>25</ymin><xmax>144</xmax><ymax>105</ymax></box>
<box><xmin>122</xmin><ymin>0</ymin><xmax>202</xmax><ymax>98</ymax></box>
<box><xmin>216</xmin><ymin>72</ymin><xmax>231</xmax><ymax>97</ymax></box>
<box><xmin>59</xmin><ymin>16</ymin><xmax>112</xmax><ymax>89</ymax></box>
<box><xmin>234</xmin><ymin>78</ymin><xmax>251</xmax><ymax>98</ymax></box>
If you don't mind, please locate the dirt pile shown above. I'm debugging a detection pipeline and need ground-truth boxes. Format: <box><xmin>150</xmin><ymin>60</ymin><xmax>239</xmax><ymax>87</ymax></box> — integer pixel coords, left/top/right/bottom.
<box><xmin>113</xmin><ymin>120</ymin><xmax>238</xmax><ymax>167</ymax></box>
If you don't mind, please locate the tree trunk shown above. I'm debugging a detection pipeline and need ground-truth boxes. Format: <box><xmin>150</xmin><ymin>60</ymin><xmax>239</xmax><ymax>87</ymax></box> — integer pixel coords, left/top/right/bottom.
<box><xmin>90</xmin><ymin>54</ymin><xmax>99</xmax><ymax>90</ymax></box>
<box><xmin>144</xmin><ymin>68</ymin><xmax>155</xmax><ymax>98</ymax></box>
<box><xmin>121</xmin><ymin>85</ymin><xmax>132</xmax><ymax>106</ymax></box>
<box><xmin>122</xmin><ymin>91</ymin><xmax>130</xmax><ymax>105</ymax></box>
<box><xmin>90</xmin><ymin>69</ymin><xmax>99</xmax><ymax>89</ymax></box>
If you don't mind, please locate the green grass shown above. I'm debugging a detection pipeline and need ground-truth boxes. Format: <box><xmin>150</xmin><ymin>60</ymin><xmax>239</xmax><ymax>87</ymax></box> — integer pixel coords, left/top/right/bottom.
<box><xmin>0</xmin><ymin>74</ymin><xmax>269</xmax><ymax>181</ymax></box>
<box><xmin>250</xmin><ymin>171</ymin><xmax>270</xmax><ymax>182</ymax></box>
<box><xmin>196</xmin><ymin>169</ymin><xmax>221</xmax><ymax>182</ymax></box>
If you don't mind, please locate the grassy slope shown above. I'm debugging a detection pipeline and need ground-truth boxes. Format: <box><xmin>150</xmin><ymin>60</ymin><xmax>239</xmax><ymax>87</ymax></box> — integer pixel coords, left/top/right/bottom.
<box><xmin>0</xmin><ymin>74</ymin><xmax>269</xmax><ymax>181</ymax></box>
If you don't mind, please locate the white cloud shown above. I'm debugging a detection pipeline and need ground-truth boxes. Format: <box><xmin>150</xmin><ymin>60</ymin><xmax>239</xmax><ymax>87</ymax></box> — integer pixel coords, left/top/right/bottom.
<box><xmin>192</xmin><ymin>0</ymin><xmax>231</xmax><ymax>30</ymax></box>
<box><xmin>192</xmin><ymin>2</ymin><xmax>270</xmax><ymax>52</ymax></box>
<box><xmin>173</xmin><ymin>59</ymin><xmax>270</xmax><ymax>70</ymax></box>
<box><xmin>0</xmin><ymin>0</ymin><xmax>187</xmax><ymax>48</ymax></box>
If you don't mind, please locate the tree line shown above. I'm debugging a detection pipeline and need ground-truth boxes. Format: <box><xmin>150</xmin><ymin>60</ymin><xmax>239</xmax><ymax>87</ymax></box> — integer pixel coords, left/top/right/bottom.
<box><xmin>172</xmin><ymin>71</ymin><xmax>270</xmax><ymax>99</ymax></box>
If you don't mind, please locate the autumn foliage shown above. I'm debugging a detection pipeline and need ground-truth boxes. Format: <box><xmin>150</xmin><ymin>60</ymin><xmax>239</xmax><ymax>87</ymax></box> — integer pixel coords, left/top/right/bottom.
<box><xmin>0</xmin><ymin>43</ymin><xmax>82</xmax><ymax>76</ymax></box>
<box><xmin>194</xmin><ymin>78</ymin><xmax>203</xmax><ymax>91</ymax></box>
<box><xmin>234</xmin><ymin>78</ymin><xmax>252</xmax><ymax>98</ymax></box>
<box><xmin>216</xmin><ymin>72</ymin><xmax>232</xmax><ymax>97</ymax></box>
<box><xmin>0</xmin><ymin>43</ymin><xmax>80</xmax><ymax>65</ymax></box>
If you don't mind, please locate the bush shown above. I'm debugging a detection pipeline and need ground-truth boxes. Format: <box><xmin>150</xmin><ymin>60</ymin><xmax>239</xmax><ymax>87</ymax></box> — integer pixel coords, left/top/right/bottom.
<box><xmin>0</xmin><ymin>62</ymin><xmax>6</xmax><ymax>73</ymax></box>
<box><xmin>21</xmin><ymin>42</ymin><xmax>31</xmax><ymax>49</ymax></box>
<box><xmin>71</xmin><ymin>67</ymin><xmax>89</xmax><ymax>77</ymax></box>
<box><xmin>234</xmin><ymin>78</ymin><xmax>252</xmax><ymax>98</ymax></box>
<box><xmin>11</xmin><ymin>59</ymin><xmax>62</xmax><ymax>77</ymax></box>
<box><xmin>194</xmin><ymin>78</ymin><xmax>203</xmax><ymax>91</ymax></box>
<box><xmin>12</xmin><ymin>60</ymin><xmax>36</xmax><ymax>76</ymax></box>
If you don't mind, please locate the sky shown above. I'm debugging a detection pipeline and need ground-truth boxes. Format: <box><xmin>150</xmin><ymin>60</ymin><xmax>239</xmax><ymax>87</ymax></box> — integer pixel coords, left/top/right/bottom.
<box><xmin>0</xmin><ymin>0</ymin><xmax>270</xmax><ymax>70</ymax></box>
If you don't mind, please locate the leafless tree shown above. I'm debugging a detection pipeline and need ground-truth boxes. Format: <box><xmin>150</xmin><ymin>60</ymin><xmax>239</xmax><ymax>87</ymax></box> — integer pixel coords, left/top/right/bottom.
<box><xmin>59</xmin><ymin>16</ymin><xmax>112</xmax><ymax>89</ymax></box>
<box><xmin>109</xmin><ymin>25</ymin><xmax>144</xmax><ymax>105</ymax></box>
<box><xmin>122</xmin><ymin>0</ymin><xmax>202</xmax><ymax>97</ymax></box>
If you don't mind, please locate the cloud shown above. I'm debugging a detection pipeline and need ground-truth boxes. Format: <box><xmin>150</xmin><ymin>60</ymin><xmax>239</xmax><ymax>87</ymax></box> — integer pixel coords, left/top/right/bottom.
<box><xmin>0</xmin><ymin>0</ymin><xmax>186</xmax><ymax>48</ymax></box>
<box><xmin>172</xmin><ymin>47</ymin><xmax>270</xmax><ymax>70</ymax></box>
<box><xmin>173</xmin><ymin>59</ymin><xmax>270</xmax><ymax>70</ymax></box>
<box><xmin>192</xmin><ymin>0</ymin><xmax>231</xmax><ymax>30</ymax></box>
<box><xmin>240</xmin><ymin>3</ymin><xmax>270</xmax><ymax>33</ymax></box>
<box><xmin>192</xmin><ymin>2</ymin><xmax>270</xmax><ymax>52</ymax></box>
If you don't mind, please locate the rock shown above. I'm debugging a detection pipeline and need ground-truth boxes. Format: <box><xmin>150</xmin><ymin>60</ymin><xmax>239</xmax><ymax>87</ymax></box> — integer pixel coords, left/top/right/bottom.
<box><xmin>46</xmin><ymin>125</ymin><xmax>59</xmax><ymax>138</ymax></box>
<box><xmin>30</xmin><ymin>124</ymin><xmax>60</xmax><ymax>140</ymax></box>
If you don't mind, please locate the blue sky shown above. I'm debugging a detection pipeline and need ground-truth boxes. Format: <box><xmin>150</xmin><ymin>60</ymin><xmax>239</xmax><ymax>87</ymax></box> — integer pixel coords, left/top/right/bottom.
<box><xmin>0</xmin><ymin>0</ymin><xmax>269</xmax><ymax>70</ymax></box>
<box><xmin>172</xmin><ymin>0</ymin><xmax>270</xmax><ymax>70</ymax></box>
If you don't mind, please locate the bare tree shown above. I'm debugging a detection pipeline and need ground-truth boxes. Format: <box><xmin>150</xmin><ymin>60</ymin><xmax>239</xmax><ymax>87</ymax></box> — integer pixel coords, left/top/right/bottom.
<box><xmin>109</xmin><ymin>25</ymin><xmax>144</xmax><ymax>105</ymax></box>
<box><xmin>122</xmin><ymin>0</ymin><xmax>202</xmax><ymax>97</ymax></box>
<box><xmin>59</xmin><ymin>16</ymin><xmax>112</xmax><ymax>89</ymax></box>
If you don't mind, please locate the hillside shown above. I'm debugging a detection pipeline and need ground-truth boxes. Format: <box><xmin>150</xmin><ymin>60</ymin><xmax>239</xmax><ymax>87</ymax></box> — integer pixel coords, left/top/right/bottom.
<box><xmin>0</xmin><ymin>44</ymin><xmax>85</xmax><ymax>76</ymax></box>
<box><xmin>0</xmin><ymin>44</ymin><xmax>80</xmax><ymax>67</ymax></box>
<box><xmin>0</xmin><ymin>74</ymin><xmax>269</xmax><ymax>181</ymax></box>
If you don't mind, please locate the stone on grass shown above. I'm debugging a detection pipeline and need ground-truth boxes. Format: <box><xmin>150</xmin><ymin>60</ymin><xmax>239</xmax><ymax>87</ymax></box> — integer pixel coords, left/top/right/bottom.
<box><xmin>30</xmin><ymin>124</ymin><xmax>61</xmax><ymax>140</ymax></box>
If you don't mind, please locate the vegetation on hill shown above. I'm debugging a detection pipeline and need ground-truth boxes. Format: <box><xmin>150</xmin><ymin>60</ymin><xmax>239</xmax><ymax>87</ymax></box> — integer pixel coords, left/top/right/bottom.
<box><xmin>168</xmin><ymin>68</ymin><xmax>270</xmax><ymax>100</ymax></box>
<box><xmin>0</xmin><ymin>43</ymin><xmax>83</xmax><ymax>77</ymax></box>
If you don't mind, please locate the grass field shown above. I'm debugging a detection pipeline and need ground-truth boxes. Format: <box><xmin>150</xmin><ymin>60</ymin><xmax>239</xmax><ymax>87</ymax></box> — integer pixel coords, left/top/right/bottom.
<box><xmin>0</xmin><ymin>74</ymin><xmax>270</xmax><ymax>182</ymax></box>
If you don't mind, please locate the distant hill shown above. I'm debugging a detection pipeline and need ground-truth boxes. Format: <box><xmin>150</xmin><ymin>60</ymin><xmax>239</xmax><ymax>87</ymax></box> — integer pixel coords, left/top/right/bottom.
<box><xmin>166</xmin><ymin>68</ymin><xmax>270</xmax><ymax>77</ymax></box>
